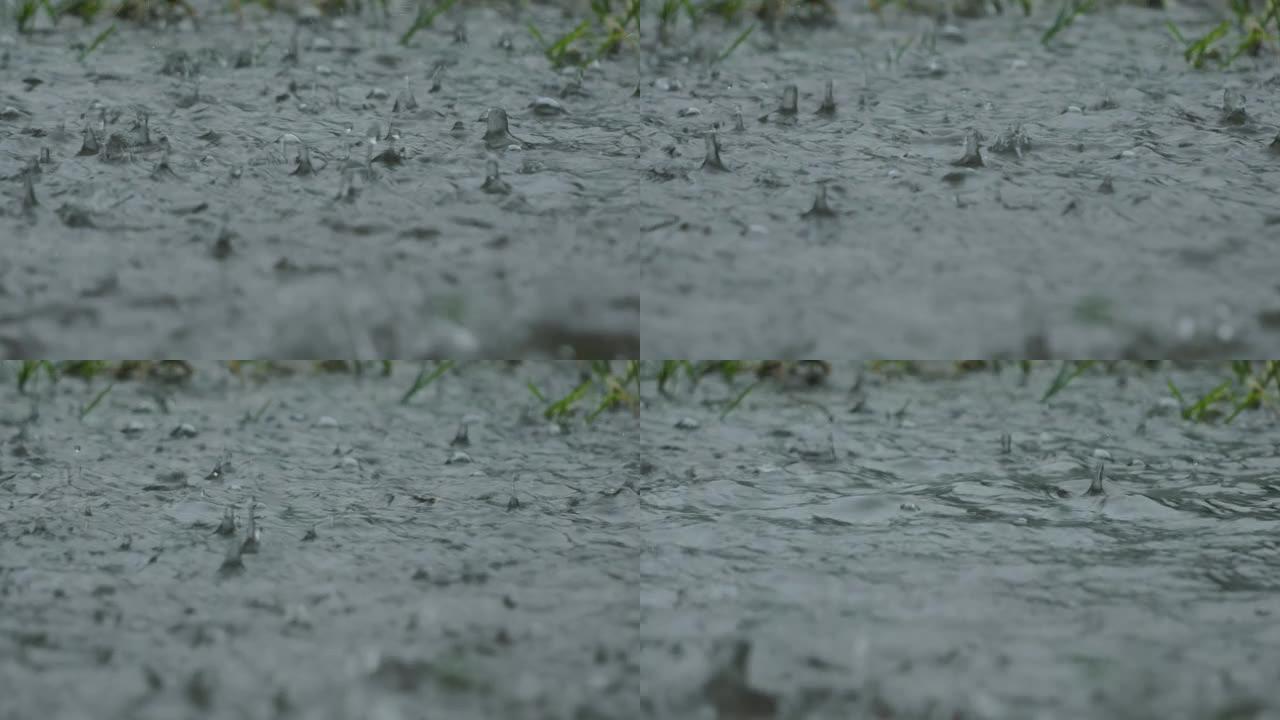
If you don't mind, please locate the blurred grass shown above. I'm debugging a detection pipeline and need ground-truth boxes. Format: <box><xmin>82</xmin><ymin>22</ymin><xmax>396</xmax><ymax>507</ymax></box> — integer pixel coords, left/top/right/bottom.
<box><xmin>9</xmin><ymin>0</ymin><xmax>1277</xmax><ymax>70</ymax></box>
<box><xmin>3</xmin><ymin>359</ymin><xmax>1277</xmax><ymax>424</ymax></box>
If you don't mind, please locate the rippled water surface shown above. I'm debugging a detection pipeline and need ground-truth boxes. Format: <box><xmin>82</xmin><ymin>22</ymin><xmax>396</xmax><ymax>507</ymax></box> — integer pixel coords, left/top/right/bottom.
<box><xmin>638</xmin><ymin>363</ymin><xmax>1280</xmax><ymax>719</ymax></box>
<box><xmin>0</xmin><ymin>362</ymin><xmax>642</xmax><ymax>720</ymax></box>
<box><xmin>3</xmin><ymin>1</ymin><xmax>1279</xmax><ymax>356</ymax></box>
<box><xmin>3</xmin><ymin>362</ymin><xmax>1279</xmax><ymax>719</ymax></box>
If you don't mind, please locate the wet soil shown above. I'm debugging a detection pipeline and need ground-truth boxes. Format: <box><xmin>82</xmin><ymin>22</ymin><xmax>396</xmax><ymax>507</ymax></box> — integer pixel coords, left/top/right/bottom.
<box><xmin>0</xmin><ymin>361</ymin><xmax>642</xmax><ymax>720</ymax></box>
<box><xmin>3</xmin><ymin>1</ymin><xmax>1279</xmax><ymax>357</ymax></box>
<box><xmin>4</xmin><ymin>361</ymin><xmax>1279</xmax><ymax>719</ymax></box>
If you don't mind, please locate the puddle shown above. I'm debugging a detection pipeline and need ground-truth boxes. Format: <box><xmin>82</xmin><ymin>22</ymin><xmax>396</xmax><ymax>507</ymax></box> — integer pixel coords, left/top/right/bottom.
<box><xmin>2</xmin><ymin>2</ymin><xmax>1278</xmax><ymax>356</ymax></box>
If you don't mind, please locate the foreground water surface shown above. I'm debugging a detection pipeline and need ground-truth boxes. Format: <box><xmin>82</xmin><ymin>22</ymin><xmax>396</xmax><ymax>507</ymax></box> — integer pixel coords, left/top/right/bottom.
<box><xmin>2</xmin><ymin>1</ymin><xmax>1278</xmax><ymax>356</ymax></box>
<box><xmin>2</xmin><ymin>362</ymin><xmax>1278</xmax><ymax>719</ymax></box>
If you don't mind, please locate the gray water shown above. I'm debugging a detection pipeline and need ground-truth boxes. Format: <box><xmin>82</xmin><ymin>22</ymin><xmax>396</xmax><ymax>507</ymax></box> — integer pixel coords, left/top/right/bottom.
<box><xmin>3</xmin><ymin>361</ymin><xmax>1279</xmax><ymax>719</ymax></box>
<box><xmin>2</xmin><ymin>1</ymin><xmax>1279</xmax><ymax>357</ymax></box>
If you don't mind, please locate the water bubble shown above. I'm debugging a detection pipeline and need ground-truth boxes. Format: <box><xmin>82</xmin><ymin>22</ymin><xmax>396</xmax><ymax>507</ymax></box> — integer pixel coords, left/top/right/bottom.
<box><xmin>802</xmin><ymin>183</ymin><xmax>836</xmax><ymax>219</ymax></box>
<box><xmin>484</xmin><ymin>108</ymin><xmax>519</xmax><ymax>150</ymax></box>
<box><xmin>701</xmin><ymin>131</ymin><xmax>729</xmax><ymax>172</ymax></box>
<box><xmin>529</xmin><ymin>96</ymin><xmax>566</xmax><ymax>116</ymax></box>
<box><xmin>1222</xmin><ymin>88</ymin><xmax>1247</xmax><ymax>125</ymax></box>
<box><xmin>481</xmin><ymin>156</ymin><xmax>511</xmax><ymax>195</ymax></box>
<box><xmin>952</xmin><ymin>128</ymin><xmax>984</xmax><ymax>168</ymax></box>
<box><xmin>817</xmin><ymin>79</ymin><xmax>836</xmax><ymax>116</ymax></box>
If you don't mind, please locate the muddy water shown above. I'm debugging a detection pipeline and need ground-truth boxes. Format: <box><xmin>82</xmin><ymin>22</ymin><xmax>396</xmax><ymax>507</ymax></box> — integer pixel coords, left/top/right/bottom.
<box><xmin>4</xmin><ymin>361</ymin><xmax>1279</xmax><ymax>719</ymax></box>
<box><xmin>0</xmin><ymin>362</ymin><xmax>643</xmax><ymax>720</ymax></box>
<box><xmin>638</xmin><ymin>363</ymin><xmax>1280</xmax><ymax>719</ymax></box>
<box><xmin>3</xmin><ymin>1</ymin><xmax>1279</xmax><ymax>357</ymax></box>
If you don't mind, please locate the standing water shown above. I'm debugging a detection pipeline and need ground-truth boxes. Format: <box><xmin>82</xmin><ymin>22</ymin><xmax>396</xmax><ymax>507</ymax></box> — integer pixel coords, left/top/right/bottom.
<box><xmin>1</xmin><ymin>1</ymin><xmax>1277</xmax><ymax>357</ymax></box>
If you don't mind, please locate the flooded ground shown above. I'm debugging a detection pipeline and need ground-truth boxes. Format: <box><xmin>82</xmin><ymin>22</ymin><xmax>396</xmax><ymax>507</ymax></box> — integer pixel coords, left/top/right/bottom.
<box><xmin>637</xmin><ymin>362</ymin><xmax>1280</xmax><ymax>719</ymax></box>
<box><xmin>2</xmin><ymin>1</ymin><xmax>1278</xmax><ymax>357</ymax></box>
<box><xmin>0</xmin><ymin>361</ymin><xmax>643</xmax><ymax>720</ymax></box>
<box><xmin>3</xmin><ymin>361</ymin><xmax>1279</xmax><ymax>719</ymax></box>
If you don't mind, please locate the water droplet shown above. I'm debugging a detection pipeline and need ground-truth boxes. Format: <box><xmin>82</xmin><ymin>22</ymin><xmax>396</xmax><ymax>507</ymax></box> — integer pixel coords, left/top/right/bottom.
<box><xmin>732</xmin><ymin>105</ymin><xmax>745</xmax><ymax>132</ymax></box>
<box><xmin>701</xmin><ymin>131</ymin><xmax>728</xmax><ymax>172</ymax></box>
<box><xmin>990</xmin><ymin>124</ymin><xmax>1030</xmax><ymax>158</ymax></box>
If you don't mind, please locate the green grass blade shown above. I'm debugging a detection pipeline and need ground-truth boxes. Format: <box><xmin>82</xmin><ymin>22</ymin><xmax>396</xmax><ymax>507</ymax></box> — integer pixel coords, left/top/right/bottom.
<box><xmin>78</xmin><ymin>22</ymin><xmax>114</xmax><ymax>61</ymax></box>
<box><xmin>1041</xmin><ymin>360</ymin><xmax>1094</xmax><ymax>403</ymax></box>
<box><xmin>80</xmin><ymin>382</ymin><xmax>114</xmax><ymax>419</ymax></box>
<box><xmin>400</xmin><ymin>360</ymin><xmax>454</xmax><ymax>405</ymax></box>
<box><xmin>400</xmin><ymin>0</ymin><xmax>459</xmax><ymax>47</ymax></box>
<box><xmin>721</xmin><ymin>377</ymin><xmax>766</xmax><ymax>419</ymax></box>
<box><xmin>716</xmin><ymin>22</ymin><xmax>755</xmax><ymax>62</ymax></box>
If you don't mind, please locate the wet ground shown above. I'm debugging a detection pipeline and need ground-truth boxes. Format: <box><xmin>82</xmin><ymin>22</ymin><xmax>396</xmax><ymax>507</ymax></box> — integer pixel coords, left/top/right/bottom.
<box><xmin>4</xmin><ymin>361</ymin><xmax>1279</xmax><ymax>719</ymax></box>
<box><xmin>637</xmin><ymin>362</ymin><xmax>1280</xmax><ymax>719</ymax></box>
<box><xmin>3</xmin><ymin>1</ymin><xmax>1279</xmax><ymax>357</ymax></box>
<box><xmin>0</xmin><ymin>361</ymin><xmax>643</xmax><ymax>720</ymax></box>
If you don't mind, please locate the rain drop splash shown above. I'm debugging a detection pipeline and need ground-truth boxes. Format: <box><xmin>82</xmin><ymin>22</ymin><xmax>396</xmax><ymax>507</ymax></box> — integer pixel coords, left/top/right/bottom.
<box><xmin>1222</xmin><ymin>88</ymin><xmax>1247</xmax><ymax>125</ymax></box>
<box><xmin>780</xmin><ymin>84</ymin><xmax>799</xmax><ymax>115</ymax></box>
<box><xmin>1270</xmin><ymin>131</ymin><xmax>1280</xmax><ymax>153</ymax></box>
<box><xmin>292</xmin><ymin>143</ymin><xmax>315</xmax><ymax>176</ymax></box>
<box><xmin>336</xmin><ymin>169</ymin><xmax>358</xmax><ymax>202</ymax></box>
<box><xmin>393</xmin><ymin>77</ymin><xmax>418</xmax><ymax>113</ymax></box>
<box><xmin>129</xmin><ymin>113</ymin><xmax>151</xmax><ymax>148</ymax></box>
<box><xmin>952</xmin><ymin>128</ymin><xmax>984</xmax><ymax>168</ymax></box>
<box><xmin>990</xmin><ymin>124</ymin><xmax>1030</xmax><ymax>159</ymax></box>
<box><xmin>817</xmin><ymin>79</ymin><xmax>836</xmax><ymax>116</ymax></box>
<box><xmin>484</xmin><ymin>108</ymin><xmax>516</xmax><ymax>150</ymax></box>
<box><xmin>802</xmin><ymin>183</ymin><xmax>836</xmax><ymax>219</ymax></box>
<box><xmin>21</xmin><ymin>171</ymin><xmax>37</xmax><ymax>213</ymax></box>
<box><xmin>481</xmin><ymin>155</ymin><xmax>512</xmax><ymax>195</ymax></box>
<box><xmin>39</xmin><ymin>147</ymin><xmax>51</xmax><ymax>165</ymax></box>
<box><xmin>241</xmin><ymin>499</ymin><xmax>260</xmax><ymax>554</ymax></box>
<box><xmin>78</xmin><ymin>124</ymin><xmax>99</xmax><ymax>156</ymax></box>
<box><xmin>701</xmin><ymin>131</ymin><xmax>729</xmax><ymax>172</ymax></box>
<box><xmin>1087</xmin><ymin>465</ymin><xmax>1105</xmax><ymax>496</ymax></box>
<box><xmin>733</xmin><ymin>105</ymin><xmax>745</xmax><ymax>132</ymax></box>
<box><xmin>150</xmin><ymin>149</ymin><xmax>177</xmax><ymax>181</ymax></box>
<box><xmin>102</xmin><ymin>133</ymin><xmax>128</xmax><ymax>163</ymax></box>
